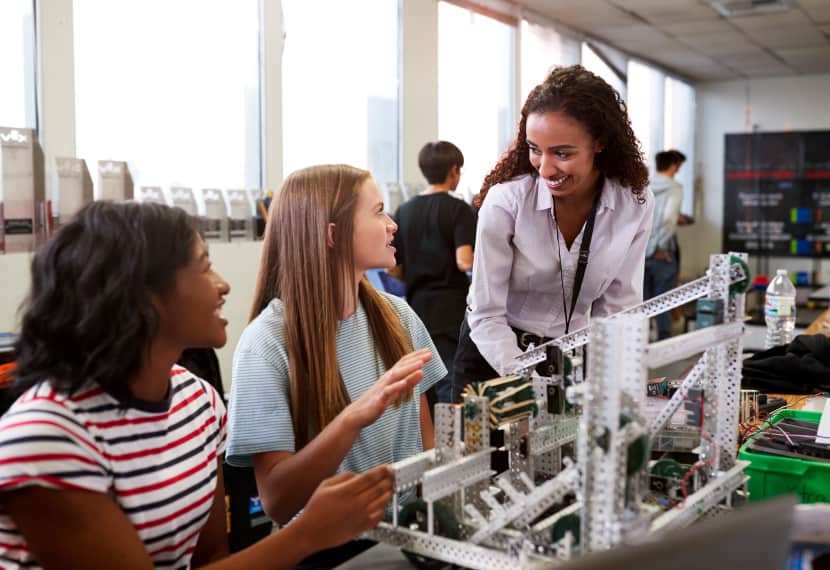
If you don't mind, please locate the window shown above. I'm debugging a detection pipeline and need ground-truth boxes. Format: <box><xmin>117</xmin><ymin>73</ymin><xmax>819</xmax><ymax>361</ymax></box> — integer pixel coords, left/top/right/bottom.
<box><xmin>582</xmin><ymin>43</ymin><xmax>626</xmax><ymax>100</ymax></box>
<box><xmin>521</xmin><ymin>20</ymin><xmax>580</xmax><ymax>102</ymax></box>
<box><xmin>73</xmin><ymin>0</ymin><xmax>260</xmax><ymax>195</ymax></box>
<box><xmin>628</xmin><ymin>62</ymin><xmax>696</xmax><ymax>216</ymax></box>
<box><xmin>281</xmin><ymin>0</ymin><xmax>400</xmax><ymax>188</ymax></box>
<box><xmin>0</xmin><ymin>0</ymin><xmax>36</xmax><ymax>129</ymax></box>
<box><xmin>438</xmin><ymin>2</ymin><xmax>516</xmax><ymax>201</ymax></box>
<box><xmin>627</xmin><ymin>60</ymin><xmax>666</xmax><ymax>173</ymax></box>
<box><xmin>664</xmin><ymin>77</ymin><xmax>696</xmax><ymax>215</ymax></box>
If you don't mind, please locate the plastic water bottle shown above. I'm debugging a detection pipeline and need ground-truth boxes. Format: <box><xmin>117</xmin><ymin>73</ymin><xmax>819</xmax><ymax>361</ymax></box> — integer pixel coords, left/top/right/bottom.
<box><xmin>764</xmin><ymin>269</ymin><xmax>796</xmax><ymax>349</ymax></box>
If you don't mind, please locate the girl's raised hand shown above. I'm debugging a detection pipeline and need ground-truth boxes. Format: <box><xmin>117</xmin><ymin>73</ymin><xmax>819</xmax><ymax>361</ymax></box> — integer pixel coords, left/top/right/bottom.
<box><xmin>342</xmin><ymin>349</ymin><xmax>432</xmax><ymax>429</ymax></box>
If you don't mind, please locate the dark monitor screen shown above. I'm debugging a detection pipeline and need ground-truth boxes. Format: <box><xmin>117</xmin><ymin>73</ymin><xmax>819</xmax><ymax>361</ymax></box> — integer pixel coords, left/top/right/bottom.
<box><xmin>551</xmin><ymin>496</ymin><xmax>795</xmax><ymax>570</ymax></box>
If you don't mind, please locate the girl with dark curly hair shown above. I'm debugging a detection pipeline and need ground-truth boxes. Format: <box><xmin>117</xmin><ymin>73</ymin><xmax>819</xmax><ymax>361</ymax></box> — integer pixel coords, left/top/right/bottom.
<box><xmin>0</xmin><ymin>201</ymin><xmax>398</xmax><ymax>569</ymax></box>
<box><xmin>452</xmin><ymin>65</ymin><xmax>655</xmax><ymax>399</ymax></box>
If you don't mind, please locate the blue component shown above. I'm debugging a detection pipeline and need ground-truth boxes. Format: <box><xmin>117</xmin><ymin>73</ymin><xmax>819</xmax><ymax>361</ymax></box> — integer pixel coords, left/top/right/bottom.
<box><xmin>365</xmin><ymin>268</ymin><xmax>406</xmax><ymax>297</ymax></box>
<box><xmin>248</xmin><ymin>496</ymin><xmax>263</xmax><ymax>515</ymax></box>
<box><xmin>365</xmin><ymin>268</ymin><xmax>385</xmax><ymax>290</ymax></box>
<box><xmin>379</xmin><ymin>272</ymin><xmax>406</xmax><ymax>297</ymax></box>
<box><xmin>794</xmin><ymin>240</ymin><xmax>813</xmax><ymax>256</ymax></box>
<box><xmin>696</xmin><ymin>298</ymin><xmax>724</xmax><ymax>329</ymax></box>
<box><xmin>794</xmin><ymin>208</ymin><xmax>812</xmax><ymax>223</ymax></box>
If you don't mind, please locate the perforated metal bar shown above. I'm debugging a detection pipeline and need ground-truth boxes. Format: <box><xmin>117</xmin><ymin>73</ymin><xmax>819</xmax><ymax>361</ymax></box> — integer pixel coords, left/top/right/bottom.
<box><xmin>463</xmin><ymin>396</ymin><xmax>493</xmax><ymax>517</ymax></box>
<box><xmin>514</xmin><ymin>465</ymin><xmax>580</xmax><ymax>527</ymax></box>
<box><xmin>648</xmin><ymin>358</ymin><xmax>705</xmax><ymax>442</ymax></box>
<box><xmin>644</xmin><ymin>321</ymin><xmax>743</xmax><ymax>369</ymax></box>
<box><xmin>718</xmin><ymin>252</ymin><xmax>747</xmax><ymax>469</ymax></box>
<box><xmin>703</xmin><ymin>253</ymin><xmax>742</xmax><ymax>473</ymax></box>
<box><xmin>529</xmin><ymin>416</ymin><xmax>579</xmax><ymax>456</ymax></box>
<box><xmin>469</xmin><ymin>464</ymin><xmax>580</xmax><ymax>542</ymax></box>
<box><xmin>392</xmin><ymin>450</ymin><xmax>435</xmax><ymax>493</ymax></box>
<box><xmin>512</xmin><ymin>260</ymin><xmax>748</xmax><ymax>371</ymax></box>
<box><xmin>434</xmin><ymin>403</ymin><xmax>463</xmax><ymax>465</ymax></box>
<box><xmin>580</xmin><ymin>316</ymin><xmax>649</xmax><ymax>553</ymax></box>
<box><xmin>365</xmin><ymin>524</ymin><xmax>523</xmax><ymax>570</ymax></box>
<box><xmin>421</xmin><ymin>449</ymin><xmax>494</xmax><ymax>502</ymax></box>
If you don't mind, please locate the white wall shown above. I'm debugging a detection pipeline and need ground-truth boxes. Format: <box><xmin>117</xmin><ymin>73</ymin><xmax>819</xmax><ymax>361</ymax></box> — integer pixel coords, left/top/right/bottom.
<box><xmin>210</xmin><ymin>242</ymin><xmax>261</xmax><ymax>390</ymax></box>
<box><xmin>37</xmin><ymin>0</ymin><xmax>76</xmax><ymax>205</ymax></box>
<box><xmin>686</xmin><ymin>73</ymin><xmax>830</xmax><ymax>281</ymax></box>
<box><xmin>0</xmin><ymin>253</ymin><xmax>31</xmax><ymax>335</ymax></box>
<box><xmin>0</xmin><ymin>242</ymin><xmax>261</xmax><ymax>392</ymax></box>
<box><xmin>401</xmin><ymin>0</ymin><xmax>439</xmax><ymax>187</ymax></box>
<box><xmin>260</xmin><ymin>0</ymin><xmax>284</xmax><ymax>189</ymax></box>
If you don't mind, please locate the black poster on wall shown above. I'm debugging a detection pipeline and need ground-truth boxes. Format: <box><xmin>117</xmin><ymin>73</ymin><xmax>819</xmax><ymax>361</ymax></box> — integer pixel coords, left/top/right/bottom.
<box><xmin>723</xmin><ymin>131</ymin><xmax>830</xmax><ymax>258</ymax></box>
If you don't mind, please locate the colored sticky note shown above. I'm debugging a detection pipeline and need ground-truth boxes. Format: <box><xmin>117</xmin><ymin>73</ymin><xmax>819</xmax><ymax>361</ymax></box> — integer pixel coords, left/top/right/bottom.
<box><xmin>790</xmin><ymin>239</ymin><xmax>813</xmax><ymax>255</ymax></box>
<box><xmin>790</xmin><ymin>208</ymin><xmax>812</xmax><ymax>223</ymax></box>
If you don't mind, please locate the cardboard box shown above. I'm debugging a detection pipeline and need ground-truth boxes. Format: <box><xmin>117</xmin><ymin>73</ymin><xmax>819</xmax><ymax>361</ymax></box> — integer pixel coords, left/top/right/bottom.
<box><xmin>97</xmin><ymin>160</ymin><xmax>133</xmax><ymax>202</ymax></box>
<box><xmin>0</xmin><ymin>127</ymin><xmax>46</xmax><ymax>253</ymax></box>
<box><xmin>137</xmin><ymin>186</ymin><xmax>168</xmax><ymax>205</ymax></box>
<box><xmin>54</xmin><ymin>157</ymin><xmax>93</xmax><ymax>229</ymax></box>
<box><xmin>199</xmin><ymin>188</ymin><xmax>228</xmax><ymax>242</ymax></box>
<box><xmin>170</xmin><ymin>186</ymin><xmax>198</xmax><ymax>216</ymax></box>
<box><xmin>225</xmin><ymin>189</ymin><xmax>254</xmax><ymax>241</ymax></box>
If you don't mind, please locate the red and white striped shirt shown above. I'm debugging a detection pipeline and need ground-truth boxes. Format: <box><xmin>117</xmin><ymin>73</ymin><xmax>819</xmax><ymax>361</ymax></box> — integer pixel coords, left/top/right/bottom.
<box><xmin>0</xmin><ymin>366</ymin><xmax>227</xmax><ymax>569</ymax></box>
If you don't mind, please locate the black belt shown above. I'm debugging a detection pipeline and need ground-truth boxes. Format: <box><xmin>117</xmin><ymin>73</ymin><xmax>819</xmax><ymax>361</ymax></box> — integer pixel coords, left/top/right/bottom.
<box><xmin>511</xmin><ymin>326</ymin><xmax>553</xmax><ymax>350</ymax></box>
<box><xmin>511</xmin><ymin>326</ymin><xmax>563</xmax><ymax>378</ymax></box>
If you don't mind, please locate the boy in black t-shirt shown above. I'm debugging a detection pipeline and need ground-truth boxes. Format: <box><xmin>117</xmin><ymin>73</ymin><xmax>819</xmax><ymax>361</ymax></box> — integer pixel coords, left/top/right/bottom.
<box><xmin>389</xmin><ymin>141</ymin><xmax>476</xmax><ymax>403</ymax></box>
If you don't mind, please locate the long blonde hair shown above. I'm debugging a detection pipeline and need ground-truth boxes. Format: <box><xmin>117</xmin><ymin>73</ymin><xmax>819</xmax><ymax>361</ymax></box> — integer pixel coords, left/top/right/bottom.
<box><xmin>250</xmin><ymin>164</ymin><xmax>414</xmax><ymax>449</ymax></box>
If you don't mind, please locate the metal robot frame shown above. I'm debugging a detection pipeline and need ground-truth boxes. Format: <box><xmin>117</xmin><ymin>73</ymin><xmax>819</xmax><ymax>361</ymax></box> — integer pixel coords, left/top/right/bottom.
<box><xmin>365</xmin><ymin>252</ymin><xmax>751</xmax><ymax>569</ymax></box>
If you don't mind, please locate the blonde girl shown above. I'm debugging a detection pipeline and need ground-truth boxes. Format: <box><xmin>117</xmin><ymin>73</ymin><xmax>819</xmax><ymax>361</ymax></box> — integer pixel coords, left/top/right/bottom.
<box><xmin>226</xmin><ymin>165</ymin><xmax>445</xmax><ymax>566</ymax></box>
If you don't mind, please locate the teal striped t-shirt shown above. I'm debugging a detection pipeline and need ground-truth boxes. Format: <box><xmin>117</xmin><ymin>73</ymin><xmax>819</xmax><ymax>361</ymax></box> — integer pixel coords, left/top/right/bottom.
<box><xmin>225</xmin><ymin>292</ymin><xmax>446</xmax><ymax>481</ymax></box>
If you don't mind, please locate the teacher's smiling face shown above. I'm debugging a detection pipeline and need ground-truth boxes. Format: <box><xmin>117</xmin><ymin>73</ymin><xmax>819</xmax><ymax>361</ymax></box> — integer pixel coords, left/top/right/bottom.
<box><xmin>526</xmin><ymin>110</ymin><xmax>603</xmax><ymax>203</ymax></box>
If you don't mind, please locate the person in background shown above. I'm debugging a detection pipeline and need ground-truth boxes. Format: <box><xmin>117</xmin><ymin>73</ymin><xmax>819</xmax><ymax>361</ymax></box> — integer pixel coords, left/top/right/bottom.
<box><xmin>452</xmin><ymin>65</ymin><xmax>654</xmax><ymax>400</ymax></box>
<box><xmin>226</xmin><ymin>164</ymin><xmax>446</xmax><ymax>569</ymax></box>
<box><xmin>644</xmin><ymin>149</ymin><xmax>686</xmax><ymax>340</ymax></box>
<box><xmin>388</xmin><ymin>141</ymin><xmax>476</xmax><ymax>404</ymax></box>
<box><xmin>0</xmin><ymin>201</ymin><xmax>396</xmax><ymax>570</ymax></box>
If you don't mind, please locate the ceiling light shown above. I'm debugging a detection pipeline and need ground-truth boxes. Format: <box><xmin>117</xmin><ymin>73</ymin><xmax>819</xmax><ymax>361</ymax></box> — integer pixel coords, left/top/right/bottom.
<box><xmin>708</xmin><ymin>0</ymin><xmax>794</xmax><ymax>17</ymax></box>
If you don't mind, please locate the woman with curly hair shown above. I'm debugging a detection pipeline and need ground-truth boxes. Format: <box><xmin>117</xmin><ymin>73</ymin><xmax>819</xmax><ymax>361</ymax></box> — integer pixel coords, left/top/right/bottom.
<box><xmin>452</xmin><ymin>65</ymin><xmax>654</xmax><ymax>399</ymax></box>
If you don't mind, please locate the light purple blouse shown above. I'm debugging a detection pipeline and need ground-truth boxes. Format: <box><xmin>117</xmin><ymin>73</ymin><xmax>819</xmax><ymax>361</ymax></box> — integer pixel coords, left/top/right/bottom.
<box><xmin>468</xmin><ymin>173</ymin><xmax>655</xmax><ymax>374</ymax></box>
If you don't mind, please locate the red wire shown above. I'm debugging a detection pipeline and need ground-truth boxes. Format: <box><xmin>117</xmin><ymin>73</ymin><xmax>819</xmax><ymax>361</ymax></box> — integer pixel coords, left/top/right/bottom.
<box><xmin>680</xmin><ymin>462</ymin><xmax>706</xmax><ymax>500</ymax></box>
<box><xmin>681</xmin><ymin>432</ymin><xmax>718</xmax><ymax>501</ymax></box>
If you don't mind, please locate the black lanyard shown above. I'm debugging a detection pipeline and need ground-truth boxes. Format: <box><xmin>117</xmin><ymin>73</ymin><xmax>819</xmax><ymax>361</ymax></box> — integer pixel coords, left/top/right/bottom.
<box><xmin>552</xmin><ymin>177</ymin><xmax>603</xmax><ymax>334</ymax></box>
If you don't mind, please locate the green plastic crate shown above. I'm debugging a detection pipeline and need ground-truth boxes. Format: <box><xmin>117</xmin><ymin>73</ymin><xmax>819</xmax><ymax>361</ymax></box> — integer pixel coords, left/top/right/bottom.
<box><xmin>739</xmin><ymin>409</ymin><xmax>830</xmax><ymax>504</ymax></box>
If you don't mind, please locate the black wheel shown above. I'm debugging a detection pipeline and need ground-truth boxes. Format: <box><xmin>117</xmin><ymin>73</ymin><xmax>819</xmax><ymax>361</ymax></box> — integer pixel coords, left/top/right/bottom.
<box><xmin>401</xmin><ymin>550</ymin><xmax>450</xmax><ymax>570</ymax></box>
<box><xmin>398</xmin><ymin>500</ymin><xmax>459</xmax><ymax>569</ymax></box>
<box><xmin>551</xmin><ymin>513</ymin><xmax>581</xmax><ymax>547</ymax></box>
